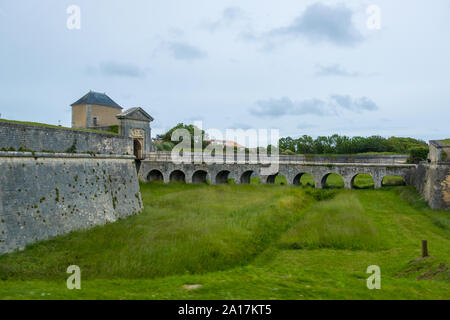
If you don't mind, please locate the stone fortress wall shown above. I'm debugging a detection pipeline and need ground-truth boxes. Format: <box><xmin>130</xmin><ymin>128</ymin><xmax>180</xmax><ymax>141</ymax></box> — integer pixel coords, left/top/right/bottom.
<box><xmin>0</xmin><ymin>152</ymin><xmax>142</xmax><ymax>255</ymax></box>
<box><xmin>411</xmin><ymin>141</ymin><xmax>450</xmax><ymax>210</ymax></box>
<box><xmin>0</xmin><ymin>121</ymin><xmax>133</xmax><ymax>155</ymax></box>
<box><xmin>0</xmin><ymin>121</ymin><xmax>144</xmax><ymax>255</ymax></box>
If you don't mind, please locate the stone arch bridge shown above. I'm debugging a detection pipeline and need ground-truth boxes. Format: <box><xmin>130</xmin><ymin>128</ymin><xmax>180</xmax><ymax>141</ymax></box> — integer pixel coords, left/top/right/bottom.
<box><xmin>139</xmin><ymin>153</ymin><xmax>415</xmax><ymax>189</ymax></box>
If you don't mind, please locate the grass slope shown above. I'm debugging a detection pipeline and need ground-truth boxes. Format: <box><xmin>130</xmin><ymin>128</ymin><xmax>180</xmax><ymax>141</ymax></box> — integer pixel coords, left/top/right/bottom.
<box><xmin>0</xmin><ymin>181</ymin><xmax>448</xmax><ymax>300</ymax></box>
<box><xmin>0</xmin><ymin>119</ymin><xmax>117</xmax><ymax>135</ymax></box>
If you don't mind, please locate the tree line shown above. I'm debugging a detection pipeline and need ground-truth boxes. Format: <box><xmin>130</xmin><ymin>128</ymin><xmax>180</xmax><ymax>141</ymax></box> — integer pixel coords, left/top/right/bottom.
<box><xmin>154</xmin><ymin>124</ymin><xmax>429</xmax><ymax>163</ymax></box>
<box><xmin>279</xmin><ymin>134</ymin><xmax>427</xmax><ymax>155</ymax></box>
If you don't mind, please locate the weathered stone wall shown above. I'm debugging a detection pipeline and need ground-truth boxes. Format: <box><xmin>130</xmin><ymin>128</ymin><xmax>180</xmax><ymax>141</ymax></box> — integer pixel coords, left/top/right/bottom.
<box><xmin>146</xmin><ymin>152</ymin><xmax>409</xmax><ymax>164</ymax></box>
<box><xmin>412</xmin><ymin>163</ymin><xmax>450</xmax><ymax>210</ymax></box>
<box><xmin>139</xmin><ymin>160</ymin><xmax>415</xmax><ymax>189</ymax></box>
<box><xmin>429</xmin><ymin>140</ymin><xmax>450</xmax><ymax>163</ymax></box>
<box><xmin>0</xmin><ymin>152</ymin><xmax>143</xmax><ymax>255</ymax></box>
<box><xmin>118</xmin><ymin>118</ymin><xmax>152</xmax><ymax>155</ymax></box>
<box><xmin>0</xmin><ymin>121</ymin><xmax>133</xmax><ymax>155</ymax></box>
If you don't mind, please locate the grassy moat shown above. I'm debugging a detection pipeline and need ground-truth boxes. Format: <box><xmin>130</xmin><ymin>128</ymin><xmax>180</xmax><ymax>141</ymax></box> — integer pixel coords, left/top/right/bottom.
<box><xmin>0</xmin><ymin>176</ymin><xmax>448</xmax><ymax>300</ymax></box>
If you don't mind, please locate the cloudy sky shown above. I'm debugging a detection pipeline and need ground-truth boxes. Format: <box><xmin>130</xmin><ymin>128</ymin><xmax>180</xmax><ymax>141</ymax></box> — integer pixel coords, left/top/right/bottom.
<box><xmin>0</xmin><ymin>0</ymin><xmax>449</xmax><ymax>141</ymax></box>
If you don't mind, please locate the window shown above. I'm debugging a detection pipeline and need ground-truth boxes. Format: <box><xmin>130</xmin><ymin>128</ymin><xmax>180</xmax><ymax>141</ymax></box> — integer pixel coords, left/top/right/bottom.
<box><xmin>93</xmin><ymin>117</ymin><xmax>98</xmax><ymax>126</ymax></box>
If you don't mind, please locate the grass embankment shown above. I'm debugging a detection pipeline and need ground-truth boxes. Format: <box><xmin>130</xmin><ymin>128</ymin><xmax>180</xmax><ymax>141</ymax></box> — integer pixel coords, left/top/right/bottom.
<box><xmin>0</xmin><ymin>119</ymin><xmax>117</xmax><ymax>135</ymax></box>
<box><xmin>0</xmin><ymin>180</ymin><xmax>448</xmax><ymax>299</ymax></box>
<box><xmin>279</xmin><ymin>193</ymin><xmax>384</xmax><ymax>251</ymax></box>
<box><xmin>0</xmin><ymin>184</ymin><xmax>312</xmax><ymax>281</ymax></box>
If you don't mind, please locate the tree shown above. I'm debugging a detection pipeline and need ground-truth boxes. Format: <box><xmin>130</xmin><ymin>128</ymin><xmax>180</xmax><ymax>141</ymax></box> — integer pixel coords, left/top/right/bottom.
<box><xmin>157</xmin><ymin>123</ymin><xmax>210</xmax><ymax>150</ymax></box>
<box><xmin>407</xmin><ymin>147</ymin><xmax>429</xmax><ymax>163</ymax></box>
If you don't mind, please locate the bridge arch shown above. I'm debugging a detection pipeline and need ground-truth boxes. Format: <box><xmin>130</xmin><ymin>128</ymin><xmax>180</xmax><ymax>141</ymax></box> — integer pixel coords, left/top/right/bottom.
<box><xmin>265</xmin><ymin>173</ymin><xmax>288</xmax><ymax>184</ymax></box>
<box><xmin>147</xmin><ymin>169</ymin><xmax>164</xmax><ymax>182</ymax></box>
<box><xmin>321</xmin><ymin>173</ymin><xmax>344</xmax><ymax>189</ymax></box>
<box><xmin>266</xmin><ymin>173</ymin><xmax>278</xmax><ymax>184</ymax></box>
<box><xmin>293</xmin><ymin>173</ymin><xmax>315</xmax><ymax>187</ymax></box>
<box><xmin>350</xmin><ymin>173</ymin><xmax>375</xmax><ymax>189</ymax></box>
<box><xmin>192</xmin><ymin>170</ymin><xmax>208</xmax><ymax>184</ymax></box>
<box><xmin>240</xmin><ymin>170</ymin><xmax>254</xmax><ymax>184</ymax></box>
<box><xmin>216</xmin><ymin>170</ymin><xmax>231</xmax><ymax>184</ymax></box>
<box><xmin>169</xmin><ymin>170</ymin><xmax>186</xmax><ymax>183</ymax></box>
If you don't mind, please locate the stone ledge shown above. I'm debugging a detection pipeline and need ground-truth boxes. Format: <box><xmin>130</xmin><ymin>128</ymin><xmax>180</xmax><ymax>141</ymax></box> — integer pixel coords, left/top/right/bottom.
<box><xmin>0</xmin><ymin>151</ymin><xmax>135</xmax><ymax>159</ymax></box>
<box><xmin>144</xmin><ymin>159</ymin><xmax>417</xmax><ymax>168</ymax></box>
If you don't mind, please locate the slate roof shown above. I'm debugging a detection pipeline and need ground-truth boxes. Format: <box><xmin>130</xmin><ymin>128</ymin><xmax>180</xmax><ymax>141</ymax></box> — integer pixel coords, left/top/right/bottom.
<box><xmin>117</xmin><ymin>107</ymin><xmax>154</xmax><ymax>121</ymax></box>
<box><xmin>71</xmin><ymin>91</ymin><xmax>122</xmax><ymax>109</ymax></box>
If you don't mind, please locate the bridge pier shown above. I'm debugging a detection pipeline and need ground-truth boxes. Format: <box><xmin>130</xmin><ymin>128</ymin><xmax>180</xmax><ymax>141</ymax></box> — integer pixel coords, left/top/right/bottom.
<box><xmin>344</xmin><ymin>179</ymin><xmax>352</xmax><ymax>190</ymax></box>
<box><xmin>374</xmin><ymin>176</ymin><xmax>383</xmax><ymax>189</ymax></box>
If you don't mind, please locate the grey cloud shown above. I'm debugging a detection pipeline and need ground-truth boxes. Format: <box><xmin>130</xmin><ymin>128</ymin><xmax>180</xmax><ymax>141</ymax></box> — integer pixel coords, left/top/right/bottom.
<box><xmin>315</xmin><ymin>64</ymin><xmax>359</xmax><ymax>77</ymax></box>
<box><xmin>293</xmin><ymin>98</ymin><xmax>327</xmax><ymax>115</ymax></box>
<box><xmin>330</xmin><ymin>94</ymin><xmax>378</xmax><ymax>112</ymax></box>
<box><xmin>204</xmin><ymin>7</ymin><xmax>246</xmax><ymax>31</ymax></box>
<box><xmin>296</xmin><ymin>122</ymin><xmax>317</xmax><ymax>129</ymax></box>
<box><xmin>167</xmin><ymin>42</ymin><xmax>207</xmax><ymax>60</ymax></box>
<box><xmin>229</xmin><ymin>122</ymin><xmax>253</xmax><ymax>130</ymax></box>
<box><xmin>270</xmin><ymin>3</ymin><xmax>363</xmax><ymax>46</ymax></box>
<box><xmin>251</xmin><ymin>95</ymin><xmax>377</xmax><ymax>118</ymax></box>
<box><xmin>251</xmin><ymin>97</ymin><xmax>293</xmax><ymax>117</ymax></box>
<box><xmin>250</xmin><ymin>97</ymin><xmax>327</xmax><ymax>118</ymax></box>
<box><xmin>168</xmin><ymin>27</ymin><xmax>184</xmax><ymax>37</ymax></box>
<box><xmin>223</xmin><ymin>7</ymin><xmax>245</xmax><ymax>23</ymax></box>
<box><xmin>87</xmin><ymin>61</ymin><xmax>147</xmax><ymax>78</ymax></box>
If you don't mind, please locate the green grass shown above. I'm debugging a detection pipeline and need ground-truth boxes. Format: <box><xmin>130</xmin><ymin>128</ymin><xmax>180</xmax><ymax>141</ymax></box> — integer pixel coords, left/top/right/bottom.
<box><xmin>299</xmin><ymin>173</ymin><xmax>315</xmax><ymax>187</ymax></box>
<box><xmin>323</xmin><ymin>173</ymin><xmax>344</xmax><ymax>188</ymax></box>
<box><xmin>0</xmin><ymin>184</ymin><xmax>311</xmax><ymax>281</ymax></box>
<box><xmin>383</xmin><ymin>175</ymin><xmax>406</xmax><ymax>186</ymax></box>
<box><xmin>439</xmin><ymin>139</ymin><xmax>450</xmax><ymax>146</ymax></box>
<box><xmin>0</xmin><ymin>182</ymin><xmax>449</xmax><ymax>300</ymax></box>
<box><xmin>278</xmin><ymin>193</ymin><xmax>384</xmax><ymax>251</ymax></box>
<box><xmin>0</xmin><ymin>119</ymin><xmax>117</xmax><ymax>135</ymax></box>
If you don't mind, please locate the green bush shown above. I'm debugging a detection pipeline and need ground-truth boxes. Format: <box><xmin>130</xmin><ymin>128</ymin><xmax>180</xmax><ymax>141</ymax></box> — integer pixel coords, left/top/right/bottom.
<box><xmin>156</xmin><ymin>141</ymin><xmax>175</xmax><ymax>151</ymax></box>
<box><xmin>407</xmin><ymin>147</ymin><xmax>429</xmax><ymax>163</ymax></box>
<box><xmin>65</xmin><ymin>139</ymin><xmax>77</xmax><ymax>153</ymax></box>
<box><xmin>109</xmin><ymin>125</ymin><xmax>119</xmax><ymax>134</ymax></box>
